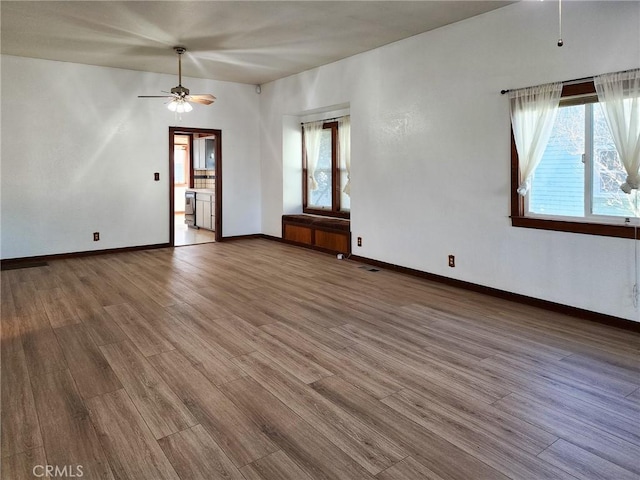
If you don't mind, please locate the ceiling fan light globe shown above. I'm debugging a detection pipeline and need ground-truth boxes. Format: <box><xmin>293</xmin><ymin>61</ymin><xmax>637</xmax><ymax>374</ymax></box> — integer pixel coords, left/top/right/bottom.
<box><xmin>183</xmin><ymin>102</ymin><xmax>193</xmax><ymax>112</ymax></box>
<box><xmin>167</xmin><ymin>101</ymin><xmax>178</xmax><ymax>112</ymax></box>
<box><xmin>176</xmin><ymin>102</ymin><xmax>186</xmax><ymax>113</ymax></box>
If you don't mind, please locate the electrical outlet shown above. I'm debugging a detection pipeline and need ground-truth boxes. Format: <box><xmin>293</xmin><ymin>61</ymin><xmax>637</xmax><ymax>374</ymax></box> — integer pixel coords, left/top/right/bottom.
<box><xmin>93</xmin><ymin>232</ymin><xmax>100</xmax><ymax>241</ymax></box>
<box><xmin>357</xmin><ymin>237</ymin><xmax>362</xmax><ymax>247</ymax></box>
<box><xmin>448</xmin><ymin>255</ymin><xmax>455</xmax><ymax>267</ymax></box>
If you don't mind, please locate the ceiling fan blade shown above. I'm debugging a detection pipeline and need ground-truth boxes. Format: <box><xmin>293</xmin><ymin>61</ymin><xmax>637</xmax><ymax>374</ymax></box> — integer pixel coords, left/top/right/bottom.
<box><xmin>188</xmin><ymin>94</ymin><xmax>216</xmax><ymax>105</ymax></box>
<box><xmin>138</xmin><ymin>95</ymin><xmax>173</xmax><ymax>98</ymax></box>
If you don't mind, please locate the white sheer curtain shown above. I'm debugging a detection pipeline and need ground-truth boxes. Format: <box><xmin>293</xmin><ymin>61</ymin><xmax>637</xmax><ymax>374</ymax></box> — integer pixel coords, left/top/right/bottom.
<box><xmin>509</xmin><ymin>82</ymin><xmax>563</xmax><ymax>196</ymax></box>
<box><xmin>303</xmin><ymin>120</ymin><xmax>324</xmax><ymax>191</ymax></box>
<box><xmin>338</xmin><ymin>116</ymin><xmax>351</xmax><ymax>196</ymax></box>
<box><xmin>594</xmin><ymin>69</ymin><xmax>640</xmax><ymax>194</ymax></box>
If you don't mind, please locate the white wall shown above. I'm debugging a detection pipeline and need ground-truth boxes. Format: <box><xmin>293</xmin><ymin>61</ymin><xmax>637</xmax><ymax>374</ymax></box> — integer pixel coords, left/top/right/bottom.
<box><xmin>259</xmin><ymin>1</ymin><xmax>640</xmax><ymax>321</ymax></box>
<box><xmin>1</xmin><ymin>55</ymin><xmax>261</xmax><ymax>258</ymax></box>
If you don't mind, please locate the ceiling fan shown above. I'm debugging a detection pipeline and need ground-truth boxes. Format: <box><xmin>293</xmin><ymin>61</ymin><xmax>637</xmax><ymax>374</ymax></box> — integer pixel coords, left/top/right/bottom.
<box><xmin>138</xmin><ymin>46</ymin><xmax>216</xmax><ymax>113</ymax></box>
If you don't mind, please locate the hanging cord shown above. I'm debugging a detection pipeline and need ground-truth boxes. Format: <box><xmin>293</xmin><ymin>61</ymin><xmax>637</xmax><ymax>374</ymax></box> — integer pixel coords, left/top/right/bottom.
<box><xmin>557</xmin><ymin>0</ymin><xmax>563</xmax><ymax>47</ymax></box>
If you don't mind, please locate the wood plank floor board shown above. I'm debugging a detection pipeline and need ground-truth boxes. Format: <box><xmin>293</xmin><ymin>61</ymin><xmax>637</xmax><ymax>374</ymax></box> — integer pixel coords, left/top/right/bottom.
<box><xmin>176</xmin><ymin>289</ymin><xmax>237</xmax><ymax>320</ymax></box>
<box><xmin>26</xmin><ymin>265</ymin><xmax>62</xmax><ymax>290</ymax></box>
<box><xmin>103</xmin><ymin>303</ymin><xmax>175</xmax><ymax>357</ymax></box>
<box><xmin>1</xmin><ymin>273</ymin><xmax>17</xmax><ymax>316</ymax></box>
<box><xmin>125</xmin><ymin>272</ymin><xmax>184</xmax><ymax>308</ymax></box>
<box><xmin>412</xmin><ymin>306</ymin><xmax>573</xmax><ymax>360</ymax></box>
<box><xmin>147</xmin><ymin>349</ymin><xmax>278</xmax><ymax>467</ymax></box>
<box><xmin>376</xmin><ymin>456</ymin><xmax>447</xmax><ymax>480</ymax></box>
<box><xmin>514</xmin><ymin>387</ymin><xmax>640</xmax><ymax>446</ymax></box>
<box><xmin>86</xmin><ymin>389</ymin><xmax>179</xmax><ymax>480</ymax></box>
<box><xmin>480</xmin><ymin>354</ymin><xmax>640</xmax><ymax>423</ymax></box>
<box><xmin>85</xmin><ymin>259</ymin><xmax>159</xmax><ymax>305</ymax></box>
<box><xmin>350</xmin><ymin>311</ymin><xmax>498</xmax><ymax>361</ymax></box>
<box><xmin>64</xmin><ymin>279</ymin><xmax>112</xmax><ymax>321</ymax></box>
<box><xmin>424</xmin><ymin>313</ymin><xmax>572</xmax><ymax>362</ymax></box>
<box><xmin>339</xmin><ymin>327</ymin><xmax>511</xmax><ymax>404</ymax></box>
<box><xmin>151</xmin><ymin>257</ymin><xmax>227</xmax><ymax>291</ymax></box>
<box><xmin>233</xmin><ymin>351</ymin><xmax>407</xmax><ymax>474</ymax></box>
<box><xmin>3</xmin><ymin>239</ymin><xmax>638</xmax><ymax>479</ymax></box>
<box><xmin>19</xmin><ymin>311</ymin><xmax>67</xmax><ymax>378</ymax></box>
<box><xmin>279</xmin><ymin>291</ymin><xmax>366</xmax><ymax>329</ymax></box>
<box><xmin>0</xmin><ymin>447</ymin><xmax>47</xmax><ymax>480</ymax></box>
<box><xmin>538</xmin><ymin>439</ymin><xmax>638</xmax><ymax>480</ymax></box>
<box><xmin>58</xmin><ymin>257</ymin><xmax>97</xmax><ymax>279</ymax></box>
<box><xmin>381</xmin><ymin>388</ymin><xmax>576</xmax><ymax>480</ymax></box>
<box><xmin>337</xmin><ymin>317</ymin><xmax>496</xmax><ymax>370</ymax></box>
<box><xmin>198</xmin><ymin>290</ymin><xmax>281</xmax><ymax>327</ymax></box>
<box><xmin>1</xmin><ymin>310</ymin><xmax>42</xmax><ymax>458</ymax></box>
<box><xmin>260</xmin><ymin>321</ymin><xmax>403</xmax><ymax>399</ymax></box>
<box><xmin>493</xmin><ymin>392</ymin><xmax>640</xmax><ymax>475</ymax></box>
<box><xmin>275</xmin><ymin>315</ymin><xmax>356</xmax><ymax>351</ymax></box>
<box><xmin>387</xmin><ymin>380</ymin><xmax>558</xmax><ymax>456</ymax></box>
<box><xmin>1</xmin><ymin>268</ymin><xmax>30</xmax><ymax>286</ymax></box>
<box><xmin>165</xmin><ymin>301</ymin><xmax>241</xmax><ymax>357</ymax></box>
<box><xmin>241</xmin><ymin>326</ymin><xmax>334</xmax><ymax>384</ymax></box>
<box><xmin>36</xmin><ymin>286</ymin><xmax>82</xmax><ymax>328</ymax></box>
<box><xmin>310</xmin><ymin>376</ymin><xmax>511</xmax><ymax>480</ymax></box>
<box><xmin>10</xmin><ymin>280</ymin><xmax>45</xmax><ymax>318</ymax></box>
<box><xmin>488</xmin><ymin>351</ymin><xmax>638</xmax><ymax>398</ymax></box>
<box><xmin>78</xmin><ymin>273</ymin><xmax>127</xmax><ymax>307</ymax></box>
<box><xmin>240</xmin><ymin>450</ymin><xmax>314</xmax><ymax>480</ymax></box>
<box><xmin>533</xmin><ymin>319</ymin><xmax>640</xmax><ymax>357</ymax></box>
<box><xmin>81</xmin><ymin>307</ymin><xmax>128</xmax><ymax>346</ymax></box>
<box><xmin>99</xmin><ymin>340</ymin><xmax>198</xmax><ymax>439</ymax></box>
<box><xmin>485</xmin><ymin>307</ymin><xmax>638</xmax><ymax>358</ymax></box>
<box><xmin>183</xmin><ymin>307</ymin><xmax>259</xmax><ymax>358</ymax></box>
<box><xmin>219</xmin><ymin>376</ymin><xmax>377</xmax><ymax>480</ymax></box>
<box><xmin>30</xmin><ymin>369</ymin><xmax>115</xmax><ymax>479</ymax></box>
<box><xmin>413</xmin><ymin>286</ymin><xmax>639</xmax><ymax>358</ymax></box>
<box><xmin>53</xmin><ymin>323</ymin><xmax>122</xmax><ymax>399</ymax></box>
<box><xmin>224</xmin><ymin>287</ymin><xmax>311</xmax><ymax>327</ymax></box>
<box><xmin>559</xmin><ymin>352</ymin><xmax>640</xmax><ymax>386</ymax></box>
<box><xmin>191</xmin><ymin>309</ymin><xmax>265</xmax><ymax>352</ymax></box>
<box><xmin>156</xmin><ymin>310</ymin><xmax>247</xmax><ymax>386</ymax></box>
<box><xmin>158</xmin><ymin>424</ymin><xmax>245</xmax><ymax>480</ymax></box>
<box><xmin>343</xmin><ymin>341</ymin><xmax>510</xmax><ymax>407</ymax></box>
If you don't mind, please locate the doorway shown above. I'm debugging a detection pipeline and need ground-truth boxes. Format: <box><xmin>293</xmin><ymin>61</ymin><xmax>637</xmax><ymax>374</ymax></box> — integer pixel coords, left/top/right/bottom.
<box><xmin>169</xmin><ymin>127</ymin><xmax>222</xmax><ymax>246</ymax></box>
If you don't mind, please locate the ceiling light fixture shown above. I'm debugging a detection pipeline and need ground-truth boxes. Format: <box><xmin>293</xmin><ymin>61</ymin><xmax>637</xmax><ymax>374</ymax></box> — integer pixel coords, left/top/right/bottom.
<box><xmin>167</xmin><ymin>98</ymin><xmax>193</xmax><ymax>113</ymax></box>
<box><xmin>138</xmin><ymin>47</ymin><xmax>216</xmax><ymax>114</ymax></box>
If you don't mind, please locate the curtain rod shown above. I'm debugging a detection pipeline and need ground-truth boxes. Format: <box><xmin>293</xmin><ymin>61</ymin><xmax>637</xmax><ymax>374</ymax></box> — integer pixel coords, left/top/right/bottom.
<box><xmin>301</xmin><ymin>115</ymin><xmax>348</xmax><ymax>125</ymax></box>
<box><xmin>500</xmin><ymin>67</ymin><xmax>639</xmax><ymax>95</ymax></box>
<box><xmin>500</xmin><ymin>75</ymin><xmax>592</xmax><ymax>95</ymax></box>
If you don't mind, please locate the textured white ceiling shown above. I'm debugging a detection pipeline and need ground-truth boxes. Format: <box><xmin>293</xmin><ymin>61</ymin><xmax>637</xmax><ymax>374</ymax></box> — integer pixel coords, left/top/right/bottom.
<box><xmin>1</xmin><ymin>1</ymin><xmax>514</xmax><ymax>85</ymax></box>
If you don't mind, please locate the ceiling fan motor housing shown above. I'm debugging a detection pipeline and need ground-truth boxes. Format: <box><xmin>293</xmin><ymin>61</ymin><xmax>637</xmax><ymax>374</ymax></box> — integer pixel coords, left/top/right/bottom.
<box><xmin>171</xmin><ymin>85</ymin><xmax>190</xmax><ymax>97</ymax></box>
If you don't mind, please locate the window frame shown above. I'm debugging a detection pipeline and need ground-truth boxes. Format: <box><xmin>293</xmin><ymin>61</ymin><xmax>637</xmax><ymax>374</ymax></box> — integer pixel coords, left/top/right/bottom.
<box><xmin>173</xmin><ymin>144</ymin><xmax>189</xmax><ymax>187</ymax></box>
<box><xmin>510</xmin><ymin>81</ymin><xmax>639</xmax><ymax>240</ymax></box>
<box><xmin>302</xmin><ymin>121</ymin><xmax>350</xmax><ymax>219</ymax></box>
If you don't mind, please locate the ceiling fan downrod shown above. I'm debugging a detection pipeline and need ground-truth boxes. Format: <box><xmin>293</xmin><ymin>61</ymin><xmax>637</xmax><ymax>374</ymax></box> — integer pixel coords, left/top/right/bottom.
<box><xmin>171</xmin><ymin>46</ymin><xmax>189</xmax><ymax>97</ymax></box>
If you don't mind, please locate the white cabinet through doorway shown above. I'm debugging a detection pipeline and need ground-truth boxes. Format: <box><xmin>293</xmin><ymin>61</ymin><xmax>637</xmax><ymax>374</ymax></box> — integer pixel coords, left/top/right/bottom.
<box><xmin>193</xmin><ymin>136</ymin><xmax>216</xmax><ymax>170</ymax></box>
<box><xmin>195</xmin><ymin>192</ymin><xmax>214</xmax><ymax>230</ymax></box>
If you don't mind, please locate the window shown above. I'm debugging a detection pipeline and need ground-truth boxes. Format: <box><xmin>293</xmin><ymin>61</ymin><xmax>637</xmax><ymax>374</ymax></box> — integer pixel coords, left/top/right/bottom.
<box><xmin>303</xmin><ymin>119</ymin><xmax>350</xmax><ymax>217</ymax></box>
<box><xmin>174</xmin><ymin>144</ymin><xmax>188</xmax><ymax>185</ymax></box>
<box><xmin>511</xmin><ymin>81</ymin><xmax>639</xmax><ymax>238</ymax></box>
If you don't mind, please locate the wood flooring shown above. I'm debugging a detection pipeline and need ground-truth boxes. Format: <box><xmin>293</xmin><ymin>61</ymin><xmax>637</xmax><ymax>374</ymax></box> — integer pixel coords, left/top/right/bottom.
<box><xmin>1</xmin><ymin>239</ymin><xmax>639</xmax><ymax>479</ymax></box>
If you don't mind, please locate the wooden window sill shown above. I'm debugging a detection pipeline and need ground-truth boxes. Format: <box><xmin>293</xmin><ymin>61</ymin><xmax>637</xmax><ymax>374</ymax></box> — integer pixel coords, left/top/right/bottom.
<box><xmin>511</xmin><ymin>216</ymin><xmax>639</xmax><ymax>239</ymax></box>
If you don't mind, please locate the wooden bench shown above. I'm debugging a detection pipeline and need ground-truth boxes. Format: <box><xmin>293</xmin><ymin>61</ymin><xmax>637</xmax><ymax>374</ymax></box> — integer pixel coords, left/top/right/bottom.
<box><xmin>282</xmin><ymin>214</ymin><xmax>351</xmax><ymax>254</ymax></box>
